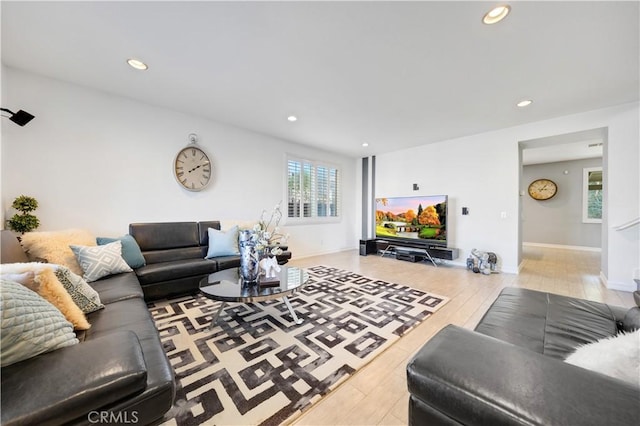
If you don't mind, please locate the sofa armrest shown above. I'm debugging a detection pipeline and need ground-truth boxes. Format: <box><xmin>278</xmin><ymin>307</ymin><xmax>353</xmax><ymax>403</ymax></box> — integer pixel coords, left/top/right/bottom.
<box><xmin>407</xmin><ymin>325</ymin><xmax>640</xmax><ymax>426</ymax></box>
<box><xmin>1</xmin><ymin>331</ymin><xmax>148</xmax><ymax>426</ymax></box>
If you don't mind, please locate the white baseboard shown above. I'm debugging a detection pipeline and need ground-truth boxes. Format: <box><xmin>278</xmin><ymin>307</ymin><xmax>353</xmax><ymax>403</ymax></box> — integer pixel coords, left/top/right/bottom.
<box><xmin>523</xmin><ymin>242</ymin><xmax>601</xmax><ymax>252</ymax></box>
<box><xmin>501</xmin><ymin>265</ymin><xmax>520</xmax><ymax>275</ymax></box>
<box><xmin>298</xmin><ymin>249</ymin><xmax>521</xmax><ymax>274</ymax></box>
<box><xmin>599</xmin><ymin>271</ymin><xmax>636</xmax><ymax>292</ymax></box>
<box><xmin>599</xmin><ymin>271</ymin><xmax>607</xmax><ymax>286</ymax></box>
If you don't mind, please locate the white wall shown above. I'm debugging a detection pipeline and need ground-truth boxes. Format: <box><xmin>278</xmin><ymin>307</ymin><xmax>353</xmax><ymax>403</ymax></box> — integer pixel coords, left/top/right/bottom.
<box><xmin>374</xmin><ymin>102</ymin><xmax>639</xmax><ymax>291</ymax></box>
<box><xmin>1</xmin><ymin>67</ymin><xmax>359</xmax><ymax>258</ymax></box>
<box><xmin>375</xmin><ymin>130</ymin><xmax>520</xmax><ymax>272</ymax></box>
<box><xmin>522</xmin><ymin>158</ymin><xmax>602</xmax><ymax>248</ymax></box>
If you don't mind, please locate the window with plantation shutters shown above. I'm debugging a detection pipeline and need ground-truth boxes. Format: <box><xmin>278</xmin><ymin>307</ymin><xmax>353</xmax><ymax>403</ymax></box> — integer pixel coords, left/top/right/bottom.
<box><xmin>287</xmin><ymin>157</ymin><xmax>340</xmax><ymax>221</ymax></box>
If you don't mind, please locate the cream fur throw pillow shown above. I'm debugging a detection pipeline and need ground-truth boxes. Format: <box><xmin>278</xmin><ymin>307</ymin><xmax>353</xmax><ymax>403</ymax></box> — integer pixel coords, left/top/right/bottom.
<box><xmin>565</xmin><ymin>329</ymin><xmax>640</xmax><ymax>387</ymax></box>
<box><xmin>33</xmin><ymin>269</ymin><xmax>90</xmax><ymax>330</ymax></box>
<box><xmin>20</xmin><ymin>229</ymin><xmax>96</xmax><ymax>275</ymax></box>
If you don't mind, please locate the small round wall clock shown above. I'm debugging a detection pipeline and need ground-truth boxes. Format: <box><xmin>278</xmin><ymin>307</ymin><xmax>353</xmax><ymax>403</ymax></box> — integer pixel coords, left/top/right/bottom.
<box><xmin>528</xmin><ymin>178</ymin><xmax>558</xmax><ymax>200</ymax></box>
<box><xmin>174</xmin><ymin>134</ymin><xmax>212</xmax><ymax>191</ymax></box>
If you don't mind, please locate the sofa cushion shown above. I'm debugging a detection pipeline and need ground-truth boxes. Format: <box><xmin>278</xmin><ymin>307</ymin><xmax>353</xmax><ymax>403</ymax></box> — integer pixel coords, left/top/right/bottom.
<box><xmin>130</xmin><ymin>222</ymin><xmax>199</xmax><ymax>251</ymax></box>
<box><xmin>70</xmin><ymin>241</ymin><xmax>133</xmax><ymax>282</ymax></box>
<box><xmin>134</xmin><ymin>258</ymin><xmax>217</xmax><ymax>285</ymax></box>
<box><xmin>0</xmin><ymin>330</ymin><xmax>147</xmax><ymax>425</ymax></box>
<box><xmin>97</xmin><ymin>234</ymin><xmax>146</xmax><ymax>269</ymax></box>
<box><xmin>0</xmin><ymin>280</ymin><xmax>78</xmax><ymax>367</ymax></box>
<box><xmin>214</xmin><ymin>255</ymin><xmax>241</xmax><ymax>271</ymax></box>
<box><xmin>84</xmin><ymin>297</ymin><xmax>175</xmax><ymax>421</ymax></box>
<box><xmin>90</xmin><ymin>272</ymin><xmax>144</xmax><ymax>305</ymax></box>
<box><xmin>19</xmin><ymin>229</ymin><xmax>96</xmax><ymax>275</ymax></box>
<box><xmin>407</xmin><ymin>324</ymin><xmax>640</xmax><ymax>426</ymax></box>
<box><xmin>198</xmin><ymin>221</ymin><xmax>221</xmax><ymax>245</ymax></box>
<box><xmin>475</xmin><ymin>287</ymin><xmax>618</xmax><ymax>359</ymax></box>
<box><xmin>141</xmin><ymin>247</ymin><xmax>204</xmax><ymax>265</ymax></box>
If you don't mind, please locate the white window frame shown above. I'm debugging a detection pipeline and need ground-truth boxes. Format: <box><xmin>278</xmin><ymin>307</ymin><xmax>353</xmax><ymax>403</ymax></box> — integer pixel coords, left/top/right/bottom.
<box><xmin>285</xmin><ymin>155</ymin><xmax>341</xmax><ymax>224</ymax></box>
<box><xmin>582</xmin><ymin>166</ymin><xmax>603</xmax><ymax>224</ymax></box>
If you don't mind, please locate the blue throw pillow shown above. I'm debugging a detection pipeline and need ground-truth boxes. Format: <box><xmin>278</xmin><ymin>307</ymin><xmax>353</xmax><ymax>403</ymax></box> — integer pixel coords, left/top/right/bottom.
<box><xmin>206</xmin><ymin>226</ymin><xmax>240</xmax><ymax>258</ymax></box>
<box><xmin>96</xmin><ymin>234</ymin><xmax>146</xmax><ymax>269</ymax></box>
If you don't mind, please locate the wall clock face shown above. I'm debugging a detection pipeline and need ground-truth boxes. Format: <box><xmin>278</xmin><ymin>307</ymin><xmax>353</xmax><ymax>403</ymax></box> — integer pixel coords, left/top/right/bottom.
<box><xmin>528</xmin><ymin>178</ymin><xmax>557</xmax><ymax>200</ymax></box>
<box><xmin>174</xmin><ymin>145</ymin><xmax>212</xmax><ymax>191</ymax></box>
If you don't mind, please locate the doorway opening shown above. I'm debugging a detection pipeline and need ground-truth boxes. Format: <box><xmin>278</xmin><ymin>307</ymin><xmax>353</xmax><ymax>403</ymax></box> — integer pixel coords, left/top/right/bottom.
<box><xmin>518</xmin><ymin>127</ymin><xmax>607</xmax><ymax>273</ymax></box>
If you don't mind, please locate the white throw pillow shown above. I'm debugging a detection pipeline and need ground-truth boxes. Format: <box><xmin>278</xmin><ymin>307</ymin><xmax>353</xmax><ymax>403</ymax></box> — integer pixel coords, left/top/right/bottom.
<box><xmin>69</xmin><ymin>240</ymin><xmax>132</xmax><ymax>282</ymax></box>
<box><xmin>205</xmin><ymin>226</ymin><xmax>240</xmax><ymax>258</ymax></box>
<box><xmin>565</xmin><ymin>329</ymin><xmax>640</xmax><ymax>387</ymax></box>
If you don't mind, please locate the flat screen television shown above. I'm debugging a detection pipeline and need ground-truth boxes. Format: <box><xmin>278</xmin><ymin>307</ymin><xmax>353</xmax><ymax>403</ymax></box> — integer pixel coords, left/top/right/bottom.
<box><xmin>375</xmin><ymin>195</ymin><xmax>448</xmax><ymax>247</ymax></box>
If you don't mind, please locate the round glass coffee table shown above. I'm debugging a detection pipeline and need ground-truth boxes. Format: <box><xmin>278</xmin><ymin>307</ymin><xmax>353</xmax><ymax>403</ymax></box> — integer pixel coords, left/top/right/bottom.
<box><xmin>199</xmin><ymin>266</ymin><xmax>308</xmax><ymax>327</ymax></box>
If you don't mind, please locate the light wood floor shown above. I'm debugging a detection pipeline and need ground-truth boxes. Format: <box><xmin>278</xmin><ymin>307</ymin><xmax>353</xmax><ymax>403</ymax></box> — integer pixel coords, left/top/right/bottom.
<box><xmin>286</xmin><ymin>246</ymin><xmax>635</xmax><ymax>426</ymax></box>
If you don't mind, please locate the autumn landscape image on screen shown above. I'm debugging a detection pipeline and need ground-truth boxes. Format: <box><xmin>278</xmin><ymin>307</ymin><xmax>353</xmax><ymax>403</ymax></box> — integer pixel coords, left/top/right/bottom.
<box><xmin>376</xmin><ymin>195</ymin><xmax>447</xmax><ymax>242</ymax></box>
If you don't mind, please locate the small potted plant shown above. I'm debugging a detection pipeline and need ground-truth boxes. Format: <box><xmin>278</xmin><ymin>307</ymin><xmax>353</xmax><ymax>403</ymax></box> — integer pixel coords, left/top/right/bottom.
<box><xmin>6</xmin><ymin>195</ymin><xmax>40</xmax><ymax>234</ymax></box>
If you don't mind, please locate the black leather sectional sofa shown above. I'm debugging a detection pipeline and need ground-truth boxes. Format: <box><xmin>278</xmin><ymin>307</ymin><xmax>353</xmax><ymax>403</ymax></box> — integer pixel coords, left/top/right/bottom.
<box><xmin>407</xmin><ymin>287</ymin><xmax>640</xmax><ymax>425</ymax></box>
<box><xmin>0</xmin><ymin>230</ymin><xmax>175</xmax><ymax>425</ymax></box>
<box><xmin>0</xmin><ymin>221</ymin><xmax>291</xmax><ymax>425</ymax></box>
<box><xmin>129</xmin><ymin>221</ymin><xmax>291</xmax><ymax>300</ymax></box>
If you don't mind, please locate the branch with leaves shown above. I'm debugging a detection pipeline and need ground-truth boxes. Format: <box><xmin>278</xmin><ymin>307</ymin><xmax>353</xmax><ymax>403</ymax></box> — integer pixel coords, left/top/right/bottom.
<box><xmin>253</xmin><ymin>201</ymin><xmax>289</xmax><ymax>255</ymax></box>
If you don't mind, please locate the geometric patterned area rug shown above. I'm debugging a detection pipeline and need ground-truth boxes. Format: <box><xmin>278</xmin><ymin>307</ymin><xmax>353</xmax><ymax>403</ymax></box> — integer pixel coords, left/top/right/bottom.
<box><xmin>148</xmin><ymin>265</ymin><xmax>449</xmax><ymax>426</ymax></box>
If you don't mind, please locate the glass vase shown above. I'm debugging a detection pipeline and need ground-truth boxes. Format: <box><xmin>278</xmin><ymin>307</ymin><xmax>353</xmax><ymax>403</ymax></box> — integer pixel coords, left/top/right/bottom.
<box><xmin>238</xmin><ymin>229</ymin><xmax>260</xmax><ymax>282</ymax></box>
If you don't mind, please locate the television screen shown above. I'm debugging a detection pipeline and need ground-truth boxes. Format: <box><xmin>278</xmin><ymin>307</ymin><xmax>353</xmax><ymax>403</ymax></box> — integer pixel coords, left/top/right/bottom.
<box><xmin>375</xmin><ymin>195</ymin><xmax>448</xmax><ymax>245</ymax></box>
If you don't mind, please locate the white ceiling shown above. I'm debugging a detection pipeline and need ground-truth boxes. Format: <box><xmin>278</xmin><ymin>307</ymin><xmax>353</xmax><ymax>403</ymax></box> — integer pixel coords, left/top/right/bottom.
<box><xmin>2</xmin><ymin>1</ymin><xmax>638</xmax><ymax>158</ymax></box>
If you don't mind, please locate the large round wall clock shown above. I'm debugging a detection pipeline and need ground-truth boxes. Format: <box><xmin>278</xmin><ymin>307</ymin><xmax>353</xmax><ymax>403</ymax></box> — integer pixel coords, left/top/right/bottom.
<box><xmin>528</xmin><ymin>178</ymin><xmax>558</xmax><ymax>200</ymax></box>
<box><xmin>174</xmin><ymin>140</ymin><xmax>212</xmax><ymax>192</ymax></box>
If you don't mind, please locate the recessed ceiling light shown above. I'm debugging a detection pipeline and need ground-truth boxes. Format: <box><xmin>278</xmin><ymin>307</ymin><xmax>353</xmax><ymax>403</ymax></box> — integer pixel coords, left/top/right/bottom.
<box><xmin>362</xmin><ymin>143</ymin><xmax>369</xmax><ymax>147</ymax></box>
<box><xmin>127</xmin><ymin>58</ymin><xmax>148</xmax><ymax>70</ymax></box>
<box><xmin>483</xmin><ymin>5</ymin><xmax>511</xmax><ymax>24</ymax></box>
<box><xmin>517</xmin><ymin>99</ymin><xmax>533</xmax><ymax>108</ymax></box>
<box><xmin>287</xmin><ymin>115</ymin><xmax>298</xmax><ymax>122</ymax></box>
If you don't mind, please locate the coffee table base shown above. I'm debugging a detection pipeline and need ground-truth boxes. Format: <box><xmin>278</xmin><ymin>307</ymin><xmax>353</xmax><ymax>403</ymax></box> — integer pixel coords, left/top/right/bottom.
<box><xmin>209</xmin><ymin>295</ymin><xmax>303</xmax><ymax>329</ymax></box>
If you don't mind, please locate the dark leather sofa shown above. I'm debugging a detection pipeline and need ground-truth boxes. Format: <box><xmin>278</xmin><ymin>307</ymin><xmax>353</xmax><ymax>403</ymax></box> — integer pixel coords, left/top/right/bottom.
<box><xmin>0</xmin><ymin>230</ymin><xmax>175</xmax><ymax>426</ymax></box>
<box><xmin>407</xmin><ymin>287</ymin><xmax>640</xmax><ymax>425</ymax></box>
<box><xmin>129</xmin><ymin>221</ymin><xmax>291</xmax><ymax>300</ymax></box>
